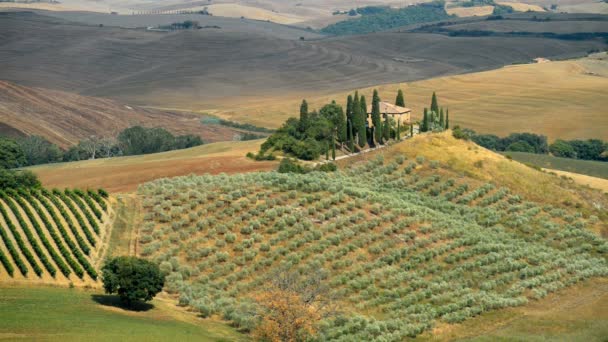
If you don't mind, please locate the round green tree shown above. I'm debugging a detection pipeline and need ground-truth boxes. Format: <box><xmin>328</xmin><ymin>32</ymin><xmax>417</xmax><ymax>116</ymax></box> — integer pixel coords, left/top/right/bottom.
<box><xmin>102</xmin><ymin>256</ymin><xmax>165</xmax><ymax>305</ymax></box>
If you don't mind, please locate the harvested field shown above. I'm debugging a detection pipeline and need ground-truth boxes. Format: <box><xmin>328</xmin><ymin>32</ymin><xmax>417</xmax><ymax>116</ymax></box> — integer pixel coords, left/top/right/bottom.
<box><xmin>0</xmin><ymin>81</ymin><xmax>241</xmax><ymax>148</ymax></box>
<box><xmin>0</xmin><ymin>11</ymin><xmax>604</xmax><ymax>114</ymax></box>
<box><xmin>446</xmin><ymin>5</ymin><xmax>494</xmax><ymax>17</ymax></box>
<box><xmin>29</xmin><ymin>140</ymin><xmax>277</xmax><ymax>193</ymax></box>
<box><xmin>213</xmin><ymin>55</ymin><xmax>608</xmax><ymax>141</ymax></box>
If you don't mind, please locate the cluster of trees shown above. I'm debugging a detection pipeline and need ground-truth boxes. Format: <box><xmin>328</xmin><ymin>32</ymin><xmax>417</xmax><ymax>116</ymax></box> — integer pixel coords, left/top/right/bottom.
<box><xmin>0</xmin><ymin>126</ymin><xmax>203</xmax><ymax>168</ymax></box>
<box><xmin>468</xmin><ymin>131</ymin><xmax>607</xmax><ymax>161</ymax></box>
<box><xmin>321</xmin><ymin>1</ymin><xmax>451</xmax><ymax>35</ymax></box>
<box><xmin>420</xmin><ymin>92</ymin><xmax>449</xmax><ymax>133</ymax></box>
<box><xmin>260</xmin><ymin>89</ymin><xmax>410</xmax><ymax>160</ymax></box>
<box><xmin>548</xmin><ymin>139</ymin><xmax>607</xmax><ymax>160</ymax></box>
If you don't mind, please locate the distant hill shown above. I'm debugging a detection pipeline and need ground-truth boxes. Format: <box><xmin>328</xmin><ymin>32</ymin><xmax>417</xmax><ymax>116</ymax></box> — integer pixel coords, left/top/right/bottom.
<box><xmin>1</xmin><ymin>11</ymin><xmax>605</xmax><ymax>114</ymax></box>
<box><xmin>0</xmin><ymin>81</ymin><xmax>240</xmax><ymax>148</ymax></box>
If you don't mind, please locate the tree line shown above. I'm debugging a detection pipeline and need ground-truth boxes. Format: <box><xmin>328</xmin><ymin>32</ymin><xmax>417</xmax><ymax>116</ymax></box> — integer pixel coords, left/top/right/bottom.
<box><xmin>453</xmin><ymin>128</ymin><xmax>607</xmax><ymax>161</ymax></box>
<box><xmin>0</xmin><ymin>126</ymin><xmax>203</xmax><ymax>169</ymax></box>
<box><xmin>321</xmin><ymin>1</ymin><xmax>451</xmax><ymax>35</ymax></box>
<box><xmin>259</xmin><ymin>90</ymin><xmax>446</xmax><ymax>161</ymax></box>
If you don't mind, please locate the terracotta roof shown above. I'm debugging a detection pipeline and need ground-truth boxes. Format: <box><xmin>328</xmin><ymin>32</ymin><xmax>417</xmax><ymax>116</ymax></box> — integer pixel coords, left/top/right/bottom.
<box><xmin>367</xmin><ymin>102</ymin><xmax>411</xmax><ymax>114</ymax></box>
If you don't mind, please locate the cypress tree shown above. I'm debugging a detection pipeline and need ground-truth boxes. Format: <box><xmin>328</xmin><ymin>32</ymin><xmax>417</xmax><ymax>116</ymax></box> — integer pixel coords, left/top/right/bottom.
<box><xmin>347</xmin><ymin>120</ymin><xmax>354</xmax><ymax>152</ymax></box>
<box><xmin>325</xmin><ymin>140</ymin><xmax>329</xmax><ymax>161</ymax></box>
<box><xmin>371</xmin><ymin>90</ymin><xmax>382</xmax><ymax>144</ymax></box>
<box><xmin>355</xmin><ymin>94</ymin><xmax>367</xmax><ymax>148</ymax></box>
<box><xmin>395</xmin><ymin>89</ymin><xmax>405</xmax><ymax>107</ymax></box>
<box><xmin>331</xmin><ymin>135</ymin><xmax>336</xmax><ymax>161</ymax></box>
<box><xmin>383</xmin><ymin>114</ymin><xmax>390</xmax><ymax>141</ymax></box>
<box><xmin>410</xmin><ymin>123</ymin><xmax>414</xmax><ymax>137</ymax></box>
<box><xmin>360</xmin><ymin>95</ymin><xmax>367</xmax><ymax>122</ymax></box>
<box><xmin>445</xmin><ymin>109</ymin><xmax>449</xmax><ymax>129</ymax></box>
<box><xmin>299</xmin><ymin>99</ymin><xmax>309</xmax><ymax>132</ymax></box>
<box><xmin>439</xmin><ymin>108</ymin><xmax>444</xmax><ymax>129</ymax></box>
<box><xmin>421</xmin><ymin>108</ymin><xmax>428</xmax><ymax>132</ymax></box>
<box><xmin>430</xmin><ymin>92</ymin><xmax>439</xmax><ymax>114</ymax></box>
<box><xmin>337</xmin><ymin>105</ymin><xmax>347</xmax><ymax>143</ymax></box>
<box><xmin>346</xmin><ymin>95</ymin><xmax>353</xmax><ymax>123</ymax></box>
<box><xmin>397</xmin><ymin>120</ymin><xmax>401</xmax><ymax>140</ymax></box>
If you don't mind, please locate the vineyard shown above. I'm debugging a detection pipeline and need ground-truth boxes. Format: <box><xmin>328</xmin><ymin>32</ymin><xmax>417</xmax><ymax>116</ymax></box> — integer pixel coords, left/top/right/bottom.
<box><xmin>0</xmin><ymin>188</ymin><xmax>110</xmax><ymax>283</ymax></box>
<box><xmin>137</xmin><ymin>149</ymin><xmax>608</xmax><ymax>340</ymax></box>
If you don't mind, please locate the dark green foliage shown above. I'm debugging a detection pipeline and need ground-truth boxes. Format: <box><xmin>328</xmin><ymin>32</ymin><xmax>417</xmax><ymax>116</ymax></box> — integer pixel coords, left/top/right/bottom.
<box><xmin>0</xmin><ymin>249</ymin><xmax>13</xmax><ymax>276</ymax></box>
<box><xmin>246</xmin><ymin>152</ymin><xmax>277</xmax><ymax>161</ymax></box>
<box><xmin>0</xmin><ymin>169</ymin><xmax>41</xmax><ymax>190</ymax></box>
<box><xmin>88</xmin><ymin>189</ymin><xmax>108</xmax><ymax>212</ymax></box>
<box><xmin>0</xmin><ymin>137</ymin><xmax>26</xmax><ymax>169</ymax></box>
<box><xmin>471</xmin><ymin>131</ymin><xmax>549</xmax><ymax>154</ymax></box>
<box><xmin>18</xmin><ymin>136</ymin><xmax>63</xmax><ymax>166</ymax></box>
<box><xmin>430</xmin><ymin>92</ymin><xmax>439</xmax><ymax>114</ymax></box>
<box><xmin>371</xmin><ymin>90</ymin><xmax>383</xmax><ymax>144</ymax></box>
<box><xmin>19</xmin><ymin>189</ymin><xmax>84</xmax><ymax>278</ymax></box>
<box><xmin>102</xmin><ymin>256</ymin><xmax>164</xmax><ymax>305</ymax></box>
<box><xmin>77</xmin><ymin>191</ymin><xmax>103</xmax><ymax>219</ymax></box>
<box><xmin>7</xmin><ymin>190</ymin><xmax>69</xmax><ymax>277</ymax></box>
<box><xmin>383</xmin><ymin>115</ymin><xmax>390</xmax><ymax>142</ymax></box>
<box><xmin>42</xmin><ymin>189</ymin><xmax>91</xmax><ymax>256</ymax></box>
<box><xmin>65</xmin><ymin>190</ymin><xmax>100</xmax><ymax>234</ymax></box>
<box><xmin>299</xmin><ymin>100</ymin><xmax>309</xmax><ymax>132</ymax></box>
<box><xmin>567</xmin><ymin>139</ymin><xmax>607</xmax><ymax>161</ymax></box>
<box><xmin>321</xmin><ymin>1</ymin><xmax>451</xmax><ymax>35</ymax></box>
<box><xmin>421</xmin><ymin>108</ymin><xmax>429</xmax><ymax>133</ymax></box>
<box><xmin>53</xmin><ymin>189</ymin><xmax>96</xmax><ymax>246</ymax></box>
<box><xmin>506</xmin><ymin>141</ymin><xmax>535</xmax><ymax>153</ymax></box>
<box><xmin>118</xmin><ymin>126</ymin><xmax>203</xmax><ymax>156</ymax></box>
<box><xmin>397</xmin><ymin>121</ymin><xmax>401</xmax><ymax>140</ymax></box>
<box><xmin>278</xmin><ymin>158</ymin><xmax>309</xmax><ymax>174</ymax></box>
<box><xmin>549</xmin><ymin>140</ymin><xmax>577</xmax><ymax>158</ymax></box>
<box><xmin>0</xmin><ymin>207</ymin><xmax>27</xmax><ymax>276</ymax></box>
<box><xmin>356</xmin><ymin>94</ymin><xmax>368</xmax><ymax>148</ymax></box>
<box><xmin>0</xmin><ymin>191</ymin><xmax>42</xmax><ymax>276</ymax></box>
<box><xmin>439</xmin><ymin>108</ymin><xmax>445</xmax><ymax>128</ymax></box>
<box><xmin>356</xmin><ymin>6</ymin><xmax>390</xmax><ymax>15</ymax></box>
<box><xmin>201</xmin><ymin>117</ymin><xmax>274</xmax><ymax>133</ymax></box>
<box><xmin>33</xmin><ymin>190</ymin><xmax>95</xmax><ymax>279</ymax></box>
<box><xmin>445</xmin><ymin>109</ymin><xmax>450</xmax><ymax>129</ymax></box>
<box><xmin>493</xmin><ymin>4</ymin><xmax>514</xmax><ymax>15</ymax></box>
<box><xmin>395</xmin><ymin>89</ymin><xmax>405</xmax><ymax>107</ymax></box>
<box><xmin>98</xmin><ymin>189</ymin><xmax>109</xmax><ymax>199</ymax></box>
<box><xmin>320</xmin><ymin>102</ymin><xmax>347</xmax><ymax>144</ymax></box>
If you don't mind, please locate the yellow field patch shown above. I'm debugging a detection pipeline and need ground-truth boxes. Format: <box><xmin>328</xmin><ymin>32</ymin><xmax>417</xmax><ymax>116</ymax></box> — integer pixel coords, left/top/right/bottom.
<box><xmin>446</xmin><ymin>5</ymin><xmax>494</xmax><ymax>17</ymax></box>
<box><xmin>496</xmin><ymin>1</ymin><xmax>546</xmax><ymax>12</ymax></box>
<box><xmin>213</xmin><ymin>56</ymin><xmax>608</xmax><ymax>141</ymax></box>
<box><xmin>206</xmin><ymin>4</ymin><xmax>309</xmax><ymax>24</ymax></box>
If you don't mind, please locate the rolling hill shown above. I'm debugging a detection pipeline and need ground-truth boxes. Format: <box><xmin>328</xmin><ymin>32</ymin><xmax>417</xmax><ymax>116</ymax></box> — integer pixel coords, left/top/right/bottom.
<box><xmin>4</xmin><ymin>132</ymin><xmax>608</xmax><ymax>340</ymax></box>
<box><xmin>212</xmin><ymin>53</ymin><xmax>608</xmax><ymax>141</ymax></box>
<box><xmin>132</xmin><ymin>132</ymin><xmax>607</xmax><ymax>340</ymax></box>
<box><xmin>0</xmin><ymin>81</ymin><xmax>244</xmax><ymax>148</ymax></box>
<box><xmin>29</xmin><ymin>140</ymin><xmax>277</xmax><ymax>193</ymax></box>
<box><xmin>0</xmin><ymin>188</ymin><xmax>109</xmax><ymax>286</ymax></box>
<box><xmin>1</xmin><ymin>11</ymin><xmax>605</xmax><ymax>114</ymax></box>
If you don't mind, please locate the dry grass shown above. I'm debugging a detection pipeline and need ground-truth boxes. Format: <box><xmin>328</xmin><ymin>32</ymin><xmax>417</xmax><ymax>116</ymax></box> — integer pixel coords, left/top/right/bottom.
<box><xmin>496</xmin><ymin>2</ymin><xmax>546</xmax><ymax>12</ymax></box>
<box><xmin>214</xmin><ymin>56</ymin><xmax>608</xmax><ymax>141</ymax></box>
<box><xmin>29</xmin><ymin>140</ymin><xmax>277</xmax><ymax>193</ymax></box>
<box><xmin>446</xmin><ymin>5</ymin><xmax>494</xmax><ymax>17</ymax></box>
<box><xmin>421</xmin><ymin>277</ymin><xmax>608</xmax><ymax>341</ymax></box>
<box><xmin>206</xmin><ymin>4</ymin><xmax>309</xmax><ymax>24</ymax></box>
<box><xmin>338</xmin><ymin>132</ymin><xmax>608</xmax><ymax>222</ymax></box>
<box><xmin>546</xmin><ymin>169</ymin><xmax>608</xmax><ymax>193</ymax></box>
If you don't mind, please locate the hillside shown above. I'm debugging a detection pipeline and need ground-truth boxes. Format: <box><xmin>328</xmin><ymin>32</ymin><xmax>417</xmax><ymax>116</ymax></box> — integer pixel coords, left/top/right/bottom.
<box><xmin>0</xmin><ymin>80</ymin><xmax>242</xmax><ymax>148</ymax></box>
<box><xmin>1</xmin><ymin>11</ymin><xmax>605</xmax><ymax>112</ymax></box>
<box><xmin>214</xmin><ymin>54</ymin><xmax>608</xmax><ymax>141</ymax></box>
<box><xmin>130</xmin><ymin>132</ymin><xmax>607</xmax><ymax>340</ymax></box>
<box><xmin>29</xmin><ymin>140</ymin><xmax>277</xmax><ymax>193</ymax></box>
<box><xmin>0</xmin><ymin>286</ymin><xmax>244</xmax><ymax>341</ymax></box>
<box><xmin>0</xmin><ymin>188</ymin><xmax>110</xmax><ymax>286</ymax></box>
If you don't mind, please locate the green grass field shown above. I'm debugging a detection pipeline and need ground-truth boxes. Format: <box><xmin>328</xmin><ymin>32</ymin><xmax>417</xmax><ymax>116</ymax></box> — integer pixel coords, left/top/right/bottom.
<box><xmin>503</xmin><ymin>152</ymin><xmax>608</xmax><ymax>179</ymax></box>
<box><xmin>0</xmin><ymin>286</ymin><xmax>245</xmax><ymax>341</ymax></box>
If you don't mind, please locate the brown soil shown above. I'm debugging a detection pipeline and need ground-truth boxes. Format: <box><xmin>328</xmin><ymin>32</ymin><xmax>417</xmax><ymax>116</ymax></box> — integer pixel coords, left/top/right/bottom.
<box><xmin>0</xmin><ymin>80</ymin><xmax>239</xmax><ymax>148</ymax></box>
